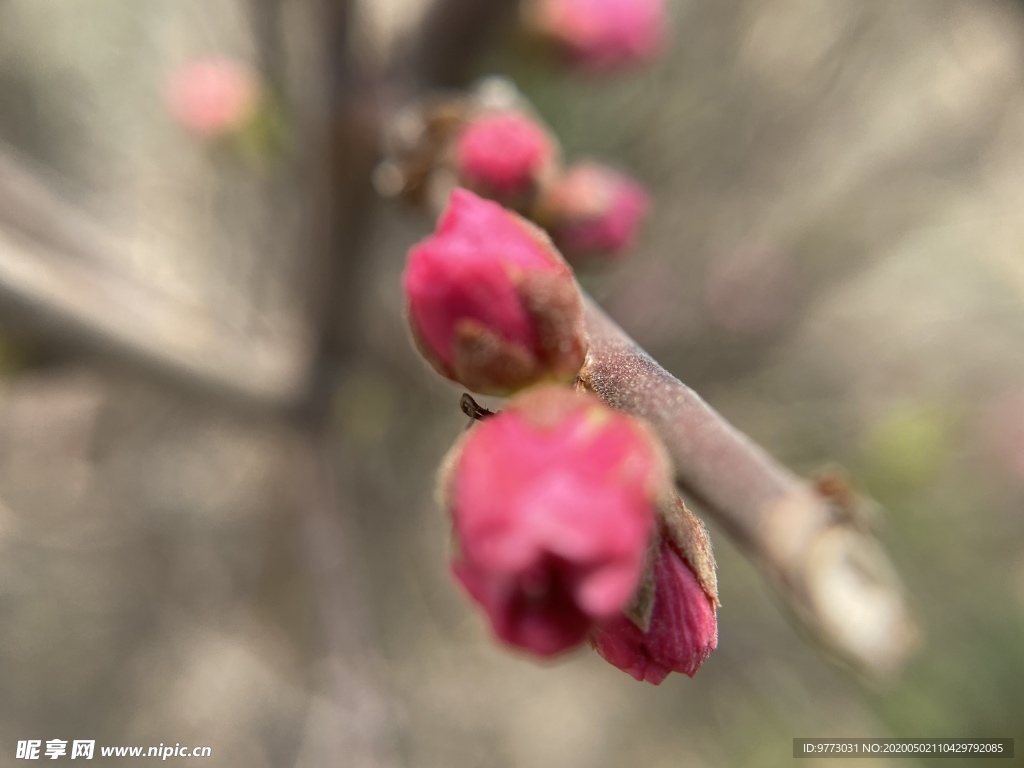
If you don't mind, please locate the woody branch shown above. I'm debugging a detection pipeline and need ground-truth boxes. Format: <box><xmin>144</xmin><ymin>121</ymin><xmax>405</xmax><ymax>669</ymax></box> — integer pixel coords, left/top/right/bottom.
<box><xmin>580</xmin><ymin>296</ymin><xmax>918</xmax><ymax>679</ymax></box>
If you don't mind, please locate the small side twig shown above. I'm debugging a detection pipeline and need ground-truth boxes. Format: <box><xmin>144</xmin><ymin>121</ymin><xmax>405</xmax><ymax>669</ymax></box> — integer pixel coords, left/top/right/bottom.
<box><xmin>579</xmin><ymin>295</ymin><xmax>919</xmax><ymax>680</ymax></box>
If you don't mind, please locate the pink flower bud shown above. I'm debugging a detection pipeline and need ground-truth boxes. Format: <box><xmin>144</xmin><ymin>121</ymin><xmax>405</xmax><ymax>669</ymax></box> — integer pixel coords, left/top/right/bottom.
<box><xmin>592</xmin><ymin>536</ymin><xmax>718</xmax><ymax>684</ymax></box>
<box><xmin>454</xmin><ymin>111</ymin><xmax>555</xmax><ymax>206</ymax></box>
<box><xmin>440</xmin><ymin>386</ymin><xmax>671</xmax><ymax>657</ymax></box>
<box><xmin>165</xmin><ymin>57</ymin><xmax>260</xmax><ymax>137</ymax></box>
<box><xmin>540</xmin><ymin>163</ymin><xmax>650</xmax><ymax>261</ymax></box>
<box><xmin>403</xmin><ymin>188</ymin><xmax>587</xmax><ymax>396</ymax></box>
<box><xmin>526</xmin><ymin>0</ymin><xmax>668</xmax><ymax>72</ymax></box>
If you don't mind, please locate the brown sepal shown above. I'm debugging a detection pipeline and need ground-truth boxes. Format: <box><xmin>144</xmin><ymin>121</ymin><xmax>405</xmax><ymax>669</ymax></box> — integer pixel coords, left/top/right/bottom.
<box><xmin>513</xmin><ymin>222</ymin><xmax>588</xmax><ymax>382</ymax></box>
<box><xmin>623</xmin><ymin>535</ymin><xmax>660</xmax><ymax>632</ymax></box>
<box><xmin>659</xmin><ymin>495</ymin><xmax>720</xmax><ymax>606</ymax></box>
<box><xmin>451</xmin><ymin>318</ymin><xmax>540</xmax><ymax>396</ymax></box>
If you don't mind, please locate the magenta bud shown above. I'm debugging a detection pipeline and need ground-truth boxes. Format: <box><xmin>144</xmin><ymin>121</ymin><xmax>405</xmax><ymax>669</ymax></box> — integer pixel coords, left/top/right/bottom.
<box><xmin>525</xmin><ymin>0</ymin><xmax>668</xmax><ymax>72</ymax></box>
<box><xmin>165</xmin><ymin>57</ymin><xmax>261</xmax><ymax>137</ymax></box>
<box><xmin>403</xmin><ymin>188</ymin><xmax>587</xmax><ymax>396</ymax></box>
<box><xmin>439</xmin><ymin>386</ymin><xmax>672</xmax><ymax>657</ymax></box>
<box><xmin>453</xmin><ymin>110</ymin><xmax>556</xmax><ymax>207</ymax></box>
<box><xmin>540</xmin><ymin>162</ymin><xmax>650</xmax><ymax>262</ymax></box>
<box><xmin>592</xmin><ymin>534</ymin><xmax>718</xmax><ymax>684</ymax></box>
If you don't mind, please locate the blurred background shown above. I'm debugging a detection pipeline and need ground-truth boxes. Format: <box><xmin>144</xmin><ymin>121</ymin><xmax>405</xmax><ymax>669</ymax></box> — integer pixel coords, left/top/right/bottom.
<box><xmin>0</xmin><ymin>0</ymin><xmax>1023</xmax><ymax>766</ymax></box>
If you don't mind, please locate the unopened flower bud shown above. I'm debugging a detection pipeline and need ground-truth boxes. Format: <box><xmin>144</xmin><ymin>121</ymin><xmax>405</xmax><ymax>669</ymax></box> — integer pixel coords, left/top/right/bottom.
<box><xmin>539</xmin><ymin>162</ymin><xmax>650</xmax><ymax>262</ymax></box>
<box><xmin>439</xmin><ymin>386</ymin><xmax>672</xmax><ymax>657</ymax></box>
<box><xmin>524</xmin><ymin>0</ymin><xmax>668</xmax><ymax>72</ymax></box>
<box><xmin>453</xmin><ymin>110</ymin><xmax>556</xmax><ymax>208</ymax></box>
<box><xmin>592</xmin><ymin>497</ymin><xmax>718</xmax><ymax>683</ymax></box>
<box><xmin>165</xmin><ymin>57</ymin><xmax>260</xmax><ymax>137</ymax></box>
<box><xmin>403</xmin><ymin>188</ymin><xmax>587</xmax><ymax>396</ymax></box>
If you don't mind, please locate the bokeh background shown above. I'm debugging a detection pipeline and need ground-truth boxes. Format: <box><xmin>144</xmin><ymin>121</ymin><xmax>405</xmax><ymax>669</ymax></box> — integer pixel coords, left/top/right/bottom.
<box><xmin>1</xmin><ymin>0</ymin><xmax>1022</xmax><ymax>766</ymax></box>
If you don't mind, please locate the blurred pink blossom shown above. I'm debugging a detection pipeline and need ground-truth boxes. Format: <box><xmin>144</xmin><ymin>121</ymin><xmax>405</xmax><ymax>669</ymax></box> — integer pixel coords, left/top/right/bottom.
<box><xmin>165</xmin><ymin>57</ymin><xmax>260</xmax><ymax>137</ymax></box>
<box><xmin>454</xmin><ymin>111</ymin><xmax>555</xmax><ymax>204</ymax></box>
<box><xmin>527</xmin><ymin>0</ymin><xmax>668</xmax><ymax>72</ymax></box>
<box><xmin>541</xmin><ymin>162</ymin><xmax>650</xmax><ymax>261</ymax></box>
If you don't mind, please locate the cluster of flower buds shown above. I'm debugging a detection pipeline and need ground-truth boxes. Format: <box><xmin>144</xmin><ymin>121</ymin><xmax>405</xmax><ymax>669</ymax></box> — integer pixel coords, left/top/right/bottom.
<box><xmin>403</xmin><ymin>188</ymin><xmax>718</xmax><ymax>683</ymax></box>
<box><xmin>379</xmin><ymin>92</ymin><xmax>651</xmax><ymax>267</ymax></box>
<box><xmin>451</xmin><ymin>103</ymin><xmax>651</xmax><ymax>265</ymax></box>
<box><xmin>396</xmin><ymin>0</ymin><xmax>712</xmax><ymax>684</ymax></box>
